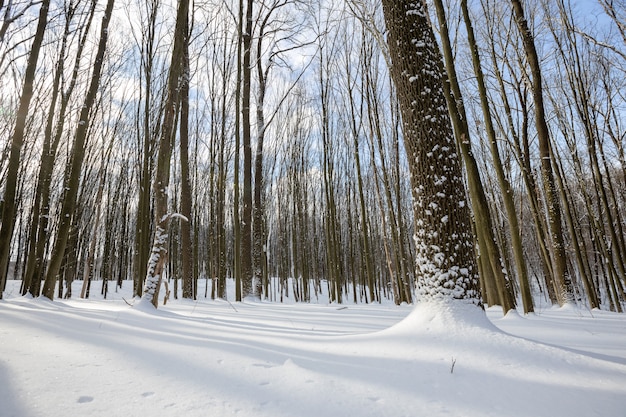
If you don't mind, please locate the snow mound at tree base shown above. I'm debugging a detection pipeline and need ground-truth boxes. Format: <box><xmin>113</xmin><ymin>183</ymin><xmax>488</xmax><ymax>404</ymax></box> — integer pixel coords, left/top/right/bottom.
<box><xmin>382</xmin><ymin>299</ymin><xmax>498</xmax><ymax>335</ymax></box>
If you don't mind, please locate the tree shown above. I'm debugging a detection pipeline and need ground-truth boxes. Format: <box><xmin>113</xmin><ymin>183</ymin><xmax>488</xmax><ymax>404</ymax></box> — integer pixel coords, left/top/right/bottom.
<box><xmin>179</xmin><ymin>0</ymin><xmax>193</xmax><ymax>300</ymax></box>
<box><xmin>140</xmin><ymin>0</ymin><xmax>190</xmax><ymax>308</ymax></box>
<box><xmin>316</xmin><ymin>11</ymin><xmax>345</xmax><ymax>303</ymax></box>
<box><xmin>431</xmin><ymin>0</ymin><xmax>516</xmax><ymax>313</ymax></box>
<box><xmin>0</xmin><ymin>0</ymin><xmax>49</xmax><ymax>297</ymax></box>
<box><xmin>479</xmin><ymin>0</ymin><xmax>558</xmax><ymax>303</ymax></box>
<box><xmin>380</xmin><ymin>0</ymin><xmax>481</xmax><ymax>304</ymax></box>
<box><xmin>241</xmin><ymin>0</ymin><xmax>254</xmax><ymax>298</ymax></box>
<box><xmin>233</xmin><ymin>0</ymin><xmax>244</xmax><ymax>301</ymax></box>
<box><xmin>21</xmin><ymin>0</ymin><xmax>98</xmax><ymax>298</ymax></box>
<box><xmin>509</xmin><ymin>0</ymin><xmax>574</xmax><ymax>306</ymax></box>
<box><xmin>459</xmin><ymin>0</ymin><xmax>530</xmax><ymax>312</ymax></box>
<box><xmin>129</xmin><ymin>0</ymin><xmax>161</xmax><ymax>298</ymax></box>
<box><xmin>41</xmin><ymin>0</ymin><xmax>116</xmax><ymax>300</ymax></box>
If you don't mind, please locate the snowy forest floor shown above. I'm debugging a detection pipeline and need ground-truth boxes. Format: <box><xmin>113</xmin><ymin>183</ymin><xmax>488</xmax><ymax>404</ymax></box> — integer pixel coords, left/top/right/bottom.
<box><xmin>1</xmin><ymin>279</ymin><xmax>625</xmax><ymax>417</ymax></box>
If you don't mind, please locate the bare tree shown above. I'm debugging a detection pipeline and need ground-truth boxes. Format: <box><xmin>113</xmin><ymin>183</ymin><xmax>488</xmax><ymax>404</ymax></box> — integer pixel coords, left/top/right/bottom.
<box><xmin>0</xmin><ymin>0</ymin><xmax>49</xmax><ymax>296</ymax></box>
<box><xmin>129</xmin><ymin>0</ymin><xmax>161</xmax><ymax>298</ymax></box>
<box><xmin>179</xmin><ymin>1</ymin><xmax>193</xmax><ymax>299</ymax></box>
<box><xmin>140</xmin><ymin>0</ymin><xmax>190</xmax><ymax>307</ymax></box>
<box><xmin>460</xmin><ymin>0</ymin><xmax>530</xmax><ymax>312</ymax></box>
<box><xmin>41</xmin><ymin>0</ymin><xmax>116</xmax><ymax>299</ymax></box>
<box><xmin>21</xmin><ymin>0</ymin><xmax>98</xmax><ymax>297</ymax></box>
<box><xmin>510</xmin><ymin>0</ymin><xmax>574</xmax><ymax>306</ymax></box>
<box><xmin>431</xmin><ymin>0</ymin><xmax>515</xmax><ymax>313</ymax></box>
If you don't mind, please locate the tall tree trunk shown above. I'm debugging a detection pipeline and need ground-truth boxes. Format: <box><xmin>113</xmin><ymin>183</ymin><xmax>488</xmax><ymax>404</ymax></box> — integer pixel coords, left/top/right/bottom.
<box><xmin>381</xmin><ymin>0</ymin><xmax>481</xmax><ymax>305</ymax></box>
<box><xmin>233</xmin><ymin>0</ymin><xmax>244</xmax><ymax>301</ymax></box>
<box><xmin>180</xmin><ymin>13</ymin><xmax>194</xmax><ymax>300</ymax></box>
<box><xmin>141</xmin><ymin>0</ymin><xmax>189</xmax><ymax>308</ymax></box>
<box><xmin>41</xmin><ymin>0</ymin><xmax>115</xmax><ymax>300</ymax></box>
<box><xmin>21</xmin><ymin>3</ymin><xmax>68</xmax><ymax>296</ymax></box>
<box><xmin>346</xmin><ymin>36</ymin><xmax>376</xmax><ymax>303</ymax></box>
<box><xmin>240</xmin><ymin>0</ymin><xmax>254</xmax><ymax>298</ymax></box>
<box><xmin>484</xmin><ymin>24</ymin><xmax>557</xmax><ymax>303</ymax></box>
<box><xmin>432</xmin><ymin>0</ymin><xmax>514</xmax><ymax>313</ymax></box>
<box><xmin>510</xmin><ymin>0</ymin><xmax>573</xmax><ymax>306</ymax></box>
<box><xmin>216</xmin><ymin>34</ymin><xmax>230</xmax><ymax>300</ymax></box>
<box><xmin>319</xmin><ymin>51</ymin><xmax>343</xmax><ymax>303</ymax></box>
<box><xmin>545</xmin><ymin>0</ymin><xmax>607</xmax><ymax>308</ymax></box>
<box><xmin>0</xmin><ymin>0</ymin><xmax>49</xmax><ymax>297</ymax></box>
<box><xmin>253</xmin><ymin>16</ymin><xmax>267</xmax><ymax>299</ymax></box>
<box><xmin>132</xmin><ymin>0</ymin><xmax>160</xmax><ymax>297</ymax></box>
<box><xmin>460</xmin><ymin>0</ymin><xmax>531</xmax><ymax>313</ymax></box>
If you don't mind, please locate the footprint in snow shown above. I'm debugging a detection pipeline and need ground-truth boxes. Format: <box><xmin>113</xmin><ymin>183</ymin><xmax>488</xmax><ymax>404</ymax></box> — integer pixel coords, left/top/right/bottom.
<box><xmin>77</xmin><ymin>396</ymin><xmax>94</xmax><ymax>403</ymax></box>
<box><xmin>142</xmin><ymin>391</ymin><xmax>155</xmax><ymax>398</ymax></box>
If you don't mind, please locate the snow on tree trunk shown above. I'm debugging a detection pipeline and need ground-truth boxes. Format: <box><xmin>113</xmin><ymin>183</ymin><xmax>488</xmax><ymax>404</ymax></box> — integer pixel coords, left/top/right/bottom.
<box><xmin>381</xmin><ymin>0</ymin><xmax>481</xmax><ymax>305</ymax></box>
<box><xmin>141</xmin><ymin>224</ymin><xmax>168</xmax><ymax>307</ymax></box>
<box><xmin>139</xmin><ymin>0</ymin><xmax>189</xmax><ymax>309</ymax></box>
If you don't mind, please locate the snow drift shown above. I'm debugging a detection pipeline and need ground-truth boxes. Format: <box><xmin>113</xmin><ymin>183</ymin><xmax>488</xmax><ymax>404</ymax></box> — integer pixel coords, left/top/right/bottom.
<box><xmin>1</xmin><ymin>280</ymin><xmax>625</xmax><ymax>417</ymax></box>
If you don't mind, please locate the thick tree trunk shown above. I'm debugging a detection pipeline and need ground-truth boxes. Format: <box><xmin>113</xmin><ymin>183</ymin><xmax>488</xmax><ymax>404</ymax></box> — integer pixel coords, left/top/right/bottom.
<box><xmin>21</xmin><ymin>2</ymin><xmax>73</xmax><ymax>296</ymax></box>
<box><xmin>381</xmin><ymin>0</ymin><xmax>481</xmax><ymax>305</ymax></box>
<box><xmin>216</xmin><ymin>40</ymin><xmax>229</xmax><ymax>300</ymax></box>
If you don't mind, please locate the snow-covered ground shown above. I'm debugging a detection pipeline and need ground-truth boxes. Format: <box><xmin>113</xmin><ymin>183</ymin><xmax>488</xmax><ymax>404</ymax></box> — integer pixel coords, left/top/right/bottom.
<box><xmin>1</xmin><ymin>279</ymin><xmax>625</xmax><ymax>417</ymax></box>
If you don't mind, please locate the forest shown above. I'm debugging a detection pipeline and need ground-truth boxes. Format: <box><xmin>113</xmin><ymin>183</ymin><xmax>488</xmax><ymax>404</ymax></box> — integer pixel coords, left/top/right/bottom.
<box><xmin>1</xmin><ymin>0</ymin><xmax>625</xmax><ymax>314</ymax></box>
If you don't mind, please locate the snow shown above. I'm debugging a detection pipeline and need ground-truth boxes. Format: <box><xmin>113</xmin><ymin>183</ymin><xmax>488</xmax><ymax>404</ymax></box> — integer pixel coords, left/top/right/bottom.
<box><xmin>1</xmin><ymin>280</ymin><xmax>626</xmax><ymax>417</ymax></box>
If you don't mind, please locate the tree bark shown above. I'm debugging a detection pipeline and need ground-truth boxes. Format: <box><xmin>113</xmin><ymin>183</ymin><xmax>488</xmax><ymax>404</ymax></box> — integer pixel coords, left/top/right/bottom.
<box><xmin>381</xmin><ymin>0</ymin><xmax>481</xmax><ymax>305</ymax></box>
